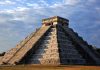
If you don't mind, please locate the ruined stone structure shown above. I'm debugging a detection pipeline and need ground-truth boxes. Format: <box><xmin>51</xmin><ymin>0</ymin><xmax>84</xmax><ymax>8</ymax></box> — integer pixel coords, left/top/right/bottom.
<box><xmin>0</xmin><ymin>16</ymin><xmax>100</xmax><ymax>65</ymax></box>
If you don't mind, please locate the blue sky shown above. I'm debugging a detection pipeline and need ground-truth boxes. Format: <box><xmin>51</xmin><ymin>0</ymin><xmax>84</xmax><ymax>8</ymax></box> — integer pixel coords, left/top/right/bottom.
<box><xmin>0</xmin><ymin>0</ymin><xmax>100</xmax><ymax>53</ymax></box>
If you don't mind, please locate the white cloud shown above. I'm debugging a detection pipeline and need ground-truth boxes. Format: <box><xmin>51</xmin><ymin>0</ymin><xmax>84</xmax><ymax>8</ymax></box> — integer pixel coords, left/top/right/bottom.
<box><xmin>88</xmin><ymin>0</ymin><xmax>96</xmax><ymax>3</ymax></box>
<box><xmin>0</xmin><ymin>0</ymin><xmax>100</xmax><ymax>53</ymax></box>
<box><xmin>16</xmin><ymin>7</ymin><xmax>29</xmax><ymax>11</ymax></box>
<box><xmin>63</xmin><ymin>0</ymin><xmax>80</xmax><ymax>5</ymax></box>
<box><xmin>50</xmin><ymin>3</ymin><xmax>63</xmax><ymax>9</ymax></box>
<box><xmin>0</xmin><ymin>0</ymin><xmax>78</xmax><ymax>53</ymax></box>
<box><xmin>96</xmin><ymin>7</ymin><xmax>100</xmax><ymax>13</ymax></box>
<box><xmin>38</xmin><ymin>0</ymin><xmax>49</xmax><ymax>7</ymax></box>
<box><xmin>27</xmin><ymin>0</ymin><xmax>49</xmax><ymax>7</ymax></box>
<box><xmin>0</xmin><ymin>0</ymin><xmax>15</xmax><ymax>5</ymax></box>
<box><xmin>26</xmin><ymin>3</ymin><xmax>35</xmax><ymax>7</ymax></box>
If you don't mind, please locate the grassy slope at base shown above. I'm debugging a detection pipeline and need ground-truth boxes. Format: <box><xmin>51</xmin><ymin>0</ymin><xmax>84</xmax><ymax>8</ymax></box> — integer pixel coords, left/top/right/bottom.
<box><xmin>0</xmin><ymin>65</ymin><xmax>100</xmax><ymax>70</ymax></box>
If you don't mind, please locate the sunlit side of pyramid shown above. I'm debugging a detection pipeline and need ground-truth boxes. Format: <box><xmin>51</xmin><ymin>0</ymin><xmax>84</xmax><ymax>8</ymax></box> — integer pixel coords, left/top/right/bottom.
<box><xmin>0</xmin><ymin>16</ymin><xmax>100</xmax><ymax>65</ymax></box>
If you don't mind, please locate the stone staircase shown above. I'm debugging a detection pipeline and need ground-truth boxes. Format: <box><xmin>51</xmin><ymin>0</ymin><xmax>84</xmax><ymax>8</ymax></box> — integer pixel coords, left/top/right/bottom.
<box><xmin>61</xmin><ymin>25</ymin><xmax>100</xmax><ymax>65</ymax></box>
<box><xmin>0</xmin><ymin>26</ymin><xmax>51</xmax><ymax>65</ymax></box>
<box><xmin>57</xmin><ymin>25</ymin><xmax>86</xmax><ymax>64</ymax></box>
<box><xmin>0</xmin><ymin>16</ymin><xmax>100</xmax><ymax>65</ymax></box>
<box><xmin>26</xmin><ymin>27</ymin><xmax>60</xmax><ymax>65</ymax></box>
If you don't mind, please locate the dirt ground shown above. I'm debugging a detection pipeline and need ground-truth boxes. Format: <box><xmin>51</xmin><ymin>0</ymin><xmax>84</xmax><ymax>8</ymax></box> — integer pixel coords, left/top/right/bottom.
<box><xmin>0</xmin><ymin>65</ymin><xmax>100</xmax><ymax>70</ymax></box>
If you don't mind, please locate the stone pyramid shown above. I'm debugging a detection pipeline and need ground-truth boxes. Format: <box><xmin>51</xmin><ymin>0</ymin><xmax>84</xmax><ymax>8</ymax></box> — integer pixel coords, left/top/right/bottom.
<box><xmin>0</xmin><ymin>16</ymin><xmax>100</xmax><ymax>65</ymax></box>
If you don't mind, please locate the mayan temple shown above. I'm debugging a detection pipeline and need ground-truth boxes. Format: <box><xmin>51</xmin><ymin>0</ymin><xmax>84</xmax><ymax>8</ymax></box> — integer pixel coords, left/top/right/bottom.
<box><xmin>0</xmin><ymin>16</ymin><xmax>100</xmax><ymax>65</ymax></box>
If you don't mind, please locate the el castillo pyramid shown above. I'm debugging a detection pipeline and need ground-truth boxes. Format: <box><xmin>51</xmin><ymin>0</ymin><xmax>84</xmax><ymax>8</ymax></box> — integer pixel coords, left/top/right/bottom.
<box><xmin>0</xmin><ymin>16</ymin><xmax>100</xmax><ymax>65</ymax></box>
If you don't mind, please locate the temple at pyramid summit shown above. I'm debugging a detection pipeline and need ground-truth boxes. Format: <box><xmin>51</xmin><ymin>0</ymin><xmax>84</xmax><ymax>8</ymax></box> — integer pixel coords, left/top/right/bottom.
<box><xmin>0</xmin><ymin>16</ymin><xmax>100</xmax><ymax>65</ymax></box>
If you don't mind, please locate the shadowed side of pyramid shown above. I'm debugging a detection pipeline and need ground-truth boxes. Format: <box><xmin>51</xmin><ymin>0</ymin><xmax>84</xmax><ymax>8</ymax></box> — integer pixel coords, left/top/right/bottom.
<box><xmin>0</xmin><ymin>16</ymin><xmax>100</xmax><ymax>65</ymax></box>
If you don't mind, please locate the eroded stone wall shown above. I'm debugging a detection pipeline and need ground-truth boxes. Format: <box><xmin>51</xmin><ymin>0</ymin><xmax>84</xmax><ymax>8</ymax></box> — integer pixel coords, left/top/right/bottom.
<box><xmin>27</xmin><ymin>27</ymin><xmax>60</xmax><ymax>65</ymax></box>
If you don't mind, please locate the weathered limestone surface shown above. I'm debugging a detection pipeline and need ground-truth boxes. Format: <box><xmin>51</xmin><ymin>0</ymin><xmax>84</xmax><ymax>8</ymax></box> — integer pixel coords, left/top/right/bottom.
<box><xmin>57</xmin><ymin>25</ymin><xmax>86</xmax><ymax>64</ymax></box>
<box><xmin>27</xmin><ymin>27</ymin><xmax>60</xmax><ymax>65</ymax></box>
<box><xmin>0</xmin><ymin>16</ymin><xmax>100</xmax><ymax>65</ymax></box>
<box><xmin>0</xmin><ymin>26</ymin><xmax>50</xmax><ymax>65</ymax></box>
<box><xmin>0</xmin><ymin>57</ymin><xmax>2</xmax><ymax>61</ymax></box>
<box><xmin>61</xmin><ymin>25</ymin><xmax>100</xmax><ymax>65</ymax></box>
